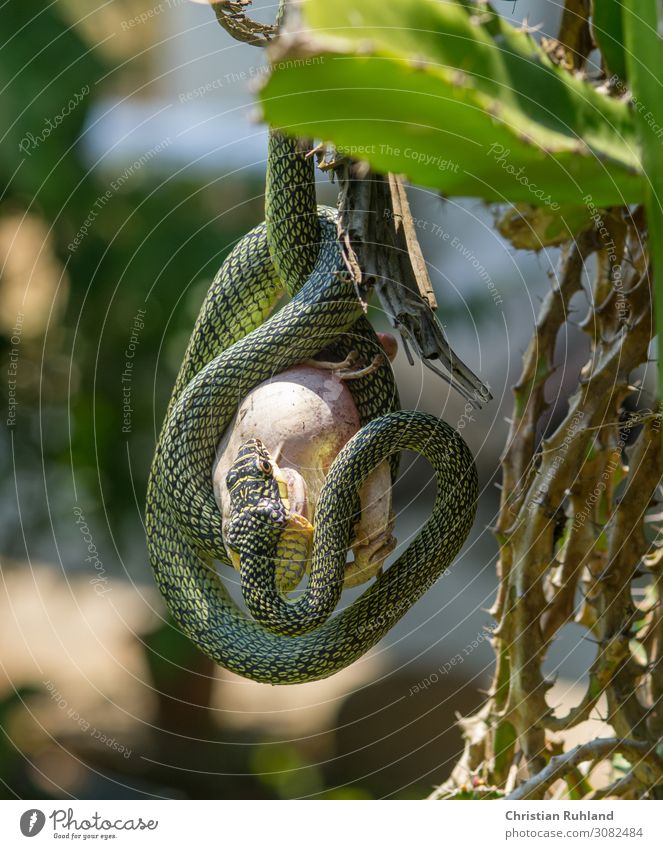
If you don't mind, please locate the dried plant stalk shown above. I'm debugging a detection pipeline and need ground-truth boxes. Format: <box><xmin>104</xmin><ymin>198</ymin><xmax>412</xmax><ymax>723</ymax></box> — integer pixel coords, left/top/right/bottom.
<box><xmin>333</xmin><ymin>159</ymin><xmax>491</xmax><ymax>405</ymax></box>
<box><xmin>432</xmin><ymin>209</ymin><xmax>663</xmax><ymax>800</ymax></box>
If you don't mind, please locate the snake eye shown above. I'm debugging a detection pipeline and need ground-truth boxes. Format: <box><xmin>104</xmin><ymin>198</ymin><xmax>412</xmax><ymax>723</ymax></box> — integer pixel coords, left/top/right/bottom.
<box><xmin>259</xmin><ymin>459</ymin><xmax>272</xmax><ymax>476</ymax></box>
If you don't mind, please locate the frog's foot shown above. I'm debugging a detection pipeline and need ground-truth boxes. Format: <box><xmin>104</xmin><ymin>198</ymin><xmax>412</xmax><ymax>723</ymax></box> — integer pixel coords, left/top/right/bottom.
<box><xmin>344</xmin><ymin>514</ymin><xmax>397</xmax><ymax>589</ymax></box>
<box><xmin>302</xmin><ymin>349</ymin><xmax>359</xmax><ymax>372</ymax></box>
<box><xmin>303</xmin><ymin>349</ymin><xmax>384</xmax><ymax>380</ymax></box>
<box><xmin>335</xmin><ymin>353</ymin><xmax>384</xmax><ymax>381</ymax></box>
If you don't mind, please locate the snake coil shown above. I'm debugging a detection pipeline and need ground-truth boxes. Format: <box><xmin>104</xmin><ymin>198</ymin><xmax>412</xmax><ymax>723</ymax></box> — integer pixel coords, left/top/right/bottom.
<box><xmin>145</xmin><ymin>9</ymin><xmax>479</xmax><ymax>682</ymax></box>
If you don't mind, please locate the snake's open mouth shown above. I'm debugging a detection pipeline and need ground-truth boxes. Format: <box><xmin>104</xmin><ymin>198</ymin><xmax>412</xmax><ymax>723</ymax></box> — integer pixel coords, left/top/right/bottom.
<box><xmin>225</xmin><ymin>453</ymin><xmax>313</xmax><ymax>582</ymax></box>
<box><xmin>273</xmin><ymin>467</ymin><xmax>291</xmax><ymax>513</ymax></box>
<box><xmin>272</xmin><ymin>464</ymin><xmax>307</xmax><ymax>521</ymax></box>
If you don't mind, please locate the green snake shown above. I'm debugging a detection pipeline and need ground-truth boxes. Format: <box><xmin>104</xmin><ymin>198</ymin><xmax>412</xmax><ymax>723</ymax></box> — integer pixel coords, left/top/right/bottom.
<box><xmin>145</xmin><ymin>13</ymin><xmax>479</xmax><ymax>685</ymax></box>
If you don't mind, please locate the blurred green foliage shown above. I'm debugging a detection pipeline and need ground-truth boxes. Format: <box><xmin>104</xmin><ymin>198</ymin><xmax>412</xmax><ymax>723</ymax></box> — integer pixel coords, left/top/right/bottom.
<box><xmin>0</xmin><ymin>1</ymin><xmax>259</xmax><ymax>559</ymax></box>
<box><xmin>261</xmin><ymin>0</ymin><xmax>641</xmax><ymax>206</ymax></box>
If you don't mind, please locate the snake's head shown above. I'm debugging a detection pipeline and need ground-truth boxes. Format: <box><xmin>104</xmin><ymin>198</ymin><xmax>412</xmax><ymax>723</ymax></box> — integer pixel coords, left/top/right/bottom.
<box><xmin>224</xmin><ymin>439</ymin><xmax>290</xmax><ymax>569</ymax></box>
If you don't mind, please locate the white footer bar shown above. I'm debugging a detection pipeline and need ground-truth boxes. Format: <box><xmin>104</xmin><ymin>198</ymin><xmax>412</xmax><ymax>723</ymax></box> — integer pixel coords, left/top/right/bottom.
<box><xmin>1</xmin><ymin>800</ymin><xmax>661</xmax><ymax>848</ymax></box>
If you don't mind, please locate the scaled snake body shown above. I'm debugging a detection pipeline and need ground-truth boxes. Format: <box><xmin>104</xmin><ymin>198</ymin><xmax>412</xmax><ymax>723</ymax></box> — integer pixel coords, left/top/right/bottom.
<box><xmin>146</xmin><ymin>119</ymin><xmax>479</xmax><ymax>685</ymax></box>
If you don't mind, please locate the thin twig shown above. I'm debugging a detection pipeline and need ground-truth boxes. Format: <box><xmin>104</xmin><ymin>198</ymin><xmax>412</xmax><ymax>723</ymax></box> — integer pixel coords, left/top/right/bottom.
<box><xmin>506</xmin><ymin>738</ymin><xmax>663</xmax><ymax>800</ymax></box>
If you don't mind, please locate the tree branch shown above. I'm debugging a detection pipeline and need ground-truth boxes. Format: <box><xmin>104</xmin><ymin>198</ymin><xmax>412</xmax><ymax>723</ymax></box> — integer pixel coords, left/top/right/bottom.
<box><xmin>507</xmin><ymin>737</ymin><xmax>663</xmax><ymax>800</ymax></box>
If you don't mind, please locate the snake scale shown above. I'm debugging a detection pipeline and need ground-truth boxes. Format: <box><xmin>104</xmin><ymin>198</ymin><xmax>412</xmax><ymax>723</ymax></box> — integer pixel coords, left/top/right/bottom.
<box><xmin>145</xmin><ymin>13</ymin><xmax>479</xmax><ymax>684</ymax></box>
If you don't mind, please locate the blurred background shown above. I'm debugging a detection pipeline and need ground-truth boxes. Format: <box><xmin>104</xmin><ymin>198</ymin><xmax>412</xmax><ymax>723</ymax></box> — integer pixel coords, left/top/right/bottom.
<box><xmin>0</xmin><ymin>0</ymin><xmax>626</xmax><ymax>799</ymax></box>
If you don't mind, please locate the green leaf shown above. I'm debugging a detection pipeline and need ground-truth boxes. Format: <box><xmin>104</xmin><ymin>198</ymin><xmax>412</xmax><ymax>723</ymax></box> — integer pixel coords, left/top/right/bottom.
<box><xmin>622</xmin><ymin>2</ymin><xmax>663</xmax><ymax>412</ymax></box>
<box><xmin>439</xmin><ymin>786</ymin><xmax>504</xmax><ymax>799</ymax></box>
<box><xmin>261</xmin><ymin>0</ymin><xmax>642</xmax><ymax>205</ymax></box>
<box><xmin>612</xmin><ymin>752</ymin><xmax>631</xmax><ymax>775</ymax></box>
<box><xmin>592</xmin><ymin>1</ymin><xmax>628</xmax><ymax>82</ymax></box>
<box><xmin>565</xmin><ymin>767</ymin><xmax>593</xmax><ymax>799</ymax></box>
<box><xmin>628</xmin><ymin>637</ymin><xmax>648</xmax><ymax>668</ymax></box>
